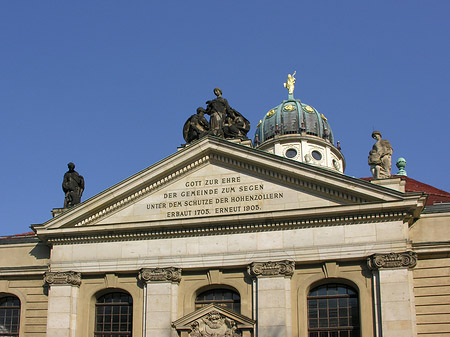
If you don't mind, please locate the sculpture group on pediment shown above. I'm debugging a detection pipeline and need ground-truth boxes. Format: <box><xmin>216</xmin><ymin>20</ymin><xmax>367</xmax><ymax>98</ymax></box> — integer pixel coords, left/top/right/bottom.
<box><xmin>368</xmin><ymin>131</ymin><xmax>393</xmax><ymax>179</ymax></box>
<box><xmin>183</xmin><ymin>88</ymin><xmax>250</xmax><ymax>144</ymax></box>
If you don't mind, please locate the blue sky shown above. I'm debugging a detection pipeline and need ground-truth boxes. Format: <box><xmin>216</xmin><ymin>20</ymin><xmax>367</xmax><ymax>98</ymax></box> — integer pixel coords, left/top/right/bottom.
<box><xmin>1</xmin><ymin>1</ymin><xmax>449</xmax><ymax>236</ymax></box>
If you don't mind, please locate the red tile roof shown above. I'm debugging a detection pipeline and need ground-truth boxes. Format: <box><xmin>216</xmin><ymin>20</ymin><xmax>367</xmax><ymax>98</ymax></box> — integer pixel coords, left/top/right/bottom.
<box><xmin>0</xmin><ymin>231</ymin><xmax>36</xmax><ymax>241</ymax></box>
<box><xmin>361</xmin><ymin>176</ymin><xmax>450</xmax><ymax>206</ymax></box>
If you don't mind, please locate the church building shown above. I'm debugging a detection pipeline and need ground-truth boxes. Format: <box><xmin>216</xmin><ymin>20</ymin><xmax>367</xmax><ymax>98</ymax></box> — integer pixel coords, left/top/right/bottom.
<box><xmin>1</xmin><ymin>75</ymin><xmax>449</xmax><ymax>337</ymax></box>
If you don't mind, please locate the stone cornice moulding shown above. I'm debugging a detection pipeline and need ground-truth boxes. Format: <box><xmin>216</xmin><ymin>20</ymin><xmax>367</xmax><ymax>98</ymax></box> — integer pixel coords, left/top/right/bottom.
<box><xmin>367</xmin><ymin>251</ymin><xmax>417</xmax><ymax>270</ymax></box>
<box><xmin>139</xmin><ymin>267</ymin><xmax>182</xmax><ymax>283</ymax></box>
<box><xmin>248</xmin><ymin>260</ymin><xmax>295</xmax><ymax>278</ymax></box>
<box><xmin>412</xmin><ymin>241</ymin><xmax>450</xmax><ymax>254</ymax></box>
<box><xmin>44</xmin><ymin>271</ymin><xmax>81</xmax><ymax>286</ymax></box>
<box><xmin>34</xmin><ymin>137</ymin><xmax>418</xmax><ymax>236</ymax></box>
<box><xmin>46</xmin><ymin>209</ymin><xmax>410</xmax><ymax>245</ymax></box>
<box><xmin>0</xmin><ymin>265</ymin><xmax>49</xmax><ymax>276</ymax></box>
<box><xmin>208</xmin><ymin>153</ymin><xmax>367</xmax><ymax>204</ymax></box>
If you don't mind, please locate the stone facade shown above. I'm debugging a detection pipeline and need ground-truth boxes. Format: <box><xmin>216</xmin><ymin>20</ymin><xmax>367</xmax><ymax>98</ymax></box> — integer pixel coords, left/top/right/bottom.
<box><xmin>0</xmin><ymin>136</ymin><xmax>449</xmax><ymax>337</ymax></box>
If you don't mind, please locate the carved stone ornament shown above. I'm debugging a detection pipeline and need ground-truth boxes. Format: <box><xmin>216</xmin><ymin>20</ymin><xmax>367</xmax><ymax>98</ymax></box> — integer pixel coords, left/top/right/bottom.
<box><xmin>367</xmin><ymin>251</ymin><xmax>417</xmax><ymax>270</ymax></box>
<box><xmin>172</xmin><ymin>304</ymin><xmax>255</xmax><ymax>337</ymax></box>
<box><xmin>44</xmin><ymin>271</ymin><xmax>81</xmax><ymax>286</ymax></box>
<box><xmin>139</xmin><ymin>267</ymin><xmax>182</xmax><ymax>283</ymax></box>
<box><xmin>189</xmin><ymin>310</ymin><xmax>241</xmax><ymax>337</ymax></box>
<box><xmin>248</xmin><ymin>260</ymin><xmax>295</xmax><ymax>277</ymax></box>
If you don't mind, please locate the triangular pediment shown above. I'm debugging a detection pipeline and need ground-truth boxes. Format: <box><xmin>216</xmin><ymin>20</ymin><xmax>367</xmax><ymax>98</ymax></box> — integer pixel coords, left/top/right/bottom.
<box><xmin>33</xmin><ymin>137</ymin><xmax>425</xmax><ymax>240</ymax></box>
<box><xmin>94</xmin><ymin>163</ymin><xmax>344</xmax><ymax>226</ymax></box>
<box><xmin>172</xmin><ymin>304</ymin><xmax>255</xmax><ymax>334</ymax></box>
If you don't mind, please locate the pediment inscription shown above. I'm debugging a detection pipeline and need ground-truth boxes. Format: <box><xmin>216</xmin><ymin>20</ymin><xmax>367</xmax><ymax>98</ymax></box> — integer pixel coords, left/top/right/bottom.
<box><xmin>97</xmin><ymin>164</ymin><xmax>340</xmax><ymax>225</ymax></box>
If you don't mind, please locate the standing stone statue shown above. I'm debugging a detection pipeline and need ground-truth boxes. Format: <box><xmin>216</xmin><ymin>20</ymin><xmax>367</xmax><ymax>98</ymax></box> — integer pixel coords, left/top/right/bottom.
<box><xmin>205</xmin><ymin>87</ymin><xmax>231</xmax><ymax>138</ymax></box>
<box><xmin>62</xmin><ymin>162</ymin><xmax>84</xmax><ymax>208</ymax></box>
<box><xmin>368</xmin><ymin>131</ymin><xmax>393</xmax><ymax>179</ymax></box>
<box><xmin>183</xmin><ymin>107</ymin><xmax>210</xmax><ymax>143</ymax></box>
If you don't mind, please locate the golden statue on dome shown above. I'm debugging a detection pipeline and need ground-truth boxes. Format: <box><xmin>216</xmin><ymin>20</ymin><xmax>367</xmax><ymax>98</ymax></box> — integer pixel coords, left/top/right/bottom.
<box><xmin>284</xmin><ymin>71</ymin><xmax>296</xmax><ymax>95</ymax></box>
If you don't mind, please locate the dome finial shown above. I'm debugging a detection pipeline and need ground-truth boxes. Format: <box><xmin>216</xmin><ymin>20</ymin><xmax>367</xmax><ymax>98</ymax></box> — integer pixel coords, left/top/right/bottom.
<box><xmin>284</xmin><ymin>71</ymin><xmax>296</xmax><ymax>99</ymax></box>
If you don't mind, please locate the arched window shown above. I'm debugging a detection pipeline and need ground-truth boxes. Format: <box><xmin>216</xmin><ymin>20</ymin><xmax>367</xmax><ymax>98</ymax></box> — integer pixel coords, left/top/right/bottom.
<box><xmin>195</xmin><ymin>288</ymin><xmax>241</xmax><ymax>314</ymax></box>
<box><xmin>307</xmin><ymin>283</ymin><xmax>360</xmax><ymax>337</ymax></box>
<box><xmin>95</xmin><ymin>292</ymin><xmax>133</xmax><ymax>337</ymax></box>
<box><xmin>0</xmin><ymin>295</ymin><xmax>20</xmax><ymax>336</ymax></box>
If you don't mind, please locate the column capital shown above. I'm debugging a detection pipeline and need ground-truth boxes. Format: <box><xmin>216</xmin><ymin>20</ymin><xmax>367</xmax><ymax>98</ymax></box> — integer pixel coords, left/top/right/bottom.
<box><xmin>44</xmin><ymin>271</ymin><xmax>81</xmax><ymax>286</ymax></box>
<box><xmin>248</xmin><ymin>260</ymin><xmax>295</xmax><ymax>278</ymax></box>
<box><xmin>139</xmin><ymin>267</ymin><xmax>182</xmax><ymax>283</ymax></box>
<box><xmin>367</xmin><ymin>251</ymin><xmax>417</xmax><ymax>270</ymax></box>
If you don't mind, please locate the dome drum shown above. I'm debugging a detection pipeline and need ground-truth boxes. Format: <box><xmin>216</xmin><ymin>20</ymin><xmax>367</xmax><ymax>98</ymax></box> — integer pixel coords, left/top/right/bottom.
<box><xmin>258</xmin><ymin>134</ymin><xmax>345</xmax><ymax>173</ymax></box>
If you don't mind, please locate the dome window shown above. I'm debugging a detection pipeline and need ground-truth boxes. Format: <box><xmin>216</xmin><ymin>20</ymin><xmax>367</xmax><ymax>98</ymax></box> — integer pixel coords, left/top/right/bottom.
<box><xmin>333</xmin><ymin>159</ymin><xmax>341</xmax><ymax>170</ymax></box>
<box><xmin>285</xmin><ymin>148</ymin><xmax>298</xmax><ymax>158</ymax></box>
<box><xmin>311</xmin><ymin>150</ymin><xmax>322</xmax><ymax>161</ymax></box>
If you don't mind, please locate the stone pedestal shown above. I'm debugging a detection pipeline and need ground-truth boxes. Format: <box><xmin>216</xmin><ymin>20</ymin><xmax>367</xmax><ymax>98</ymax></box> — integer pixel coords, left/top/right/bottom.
<box><xmin>368</xmin><ymin>252</ymin><xmax>417</xmax><ymax>337</ymax></box>
<box><xmin>140</xmin><ymin>267</ymin><xmax>181</xmax><ymax>337</ymax></box>
<box><xmin>51</xmin><ymin>208</ymin><xmax>66</xmax><ymax>218</ymax></box>
<box><xmin>44</xmin><ymin>271</ymin><xmax>81</xmax><ymax>337</ymax></box>
<box><xmin>248</xmin><ymin>261</ymin><xmax>294</xmax><ymax>337</ymax></box>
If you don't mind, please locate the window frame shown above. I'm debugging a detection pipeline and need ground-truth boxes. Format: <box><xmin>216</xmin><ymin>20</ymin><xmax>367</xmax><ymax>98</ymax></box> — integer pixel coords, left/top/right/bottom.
<box><xmin>195</xmin><ymin>287</ymin><xmax>241</xmax><ymax>314</ymax></box>
<box><xmin>0</xmin><ymin>295</ymin><xmax>21</xmax><ymax>337</ymax></box>
<box><xmin>94</xmin><ymin>291</ymin><xmax>133</xmax><ymax>337</ymax></box>
<box><xmin>307</xmin><ymin>283</ymin><xmax>360</xmax><ymax>337</ymax></box>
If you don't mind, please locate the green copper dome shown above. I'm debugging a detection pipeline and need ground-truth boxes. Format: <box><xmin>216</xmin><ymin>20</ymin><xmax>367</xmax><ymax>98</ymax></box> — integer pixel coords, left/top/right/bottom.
<box><xmin>254</xmin><ymin>96</ymin><xmax>334</xmax><ymax>146</ymax></box>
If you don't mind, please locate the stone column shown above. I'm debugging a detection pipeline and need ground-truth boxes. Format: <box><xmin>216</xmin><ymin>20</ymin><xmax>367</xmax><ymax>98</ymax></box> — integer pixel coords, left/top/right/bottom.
<box><xmin>44</xmin><ymin>271</ymin><xmax>81</xmax><ymax>337</ymax></box>
<box><xmin>139</xmin><ymin>267</ymin><xmax>181</xmax><ymax>337</ymax></box>
<box><xmin>368</xmin><ymin>252</ymin><xmax>418</xmax><ymax>337</ymax></box>
<box><xmin>248</xmin><ymin>260</ymin><xmax>294</xmax><ymax>337</ymax></box>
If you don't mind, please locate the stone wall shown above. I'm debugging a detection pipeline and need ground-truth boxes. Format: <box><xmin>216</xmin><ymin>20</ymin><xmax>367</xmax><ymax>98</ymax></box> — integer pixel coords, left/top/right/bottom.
<box><xmin>0</xmin><ymin>277</ymin><xmax>48</xmax><ymax>336</ymax></box>
<box><xmin>414</xmin><ymin>254</ymin><xmax>450</xmax><ymax>336</ymax></box>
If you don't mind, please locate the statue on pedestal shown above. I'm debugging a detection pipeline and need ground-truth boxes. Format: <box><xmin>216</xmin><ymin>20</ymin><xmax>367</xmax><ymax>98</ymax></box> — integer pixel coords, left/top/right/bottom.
<box><xmin>62</xmin><ymin>162</ymin><xmax>84</xmax><ymax>208</ymax></box>
<box><xmin>368</xmin><ymin>131</ymin><xmax>393</xmax><ymax>179</ymax></box>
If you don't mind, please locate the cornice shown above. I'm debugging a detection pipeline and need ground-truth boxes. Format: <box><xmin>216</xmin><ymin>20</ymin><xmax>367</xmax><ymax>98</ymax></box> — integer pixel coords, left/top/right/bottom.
<box><xmin>45</xmin><ymin>209</ymin><xmax>409</xmax><ymax>245</ymax></box>
<box><xmin>412</xmin><ymin>241</ymin><xmax>450</xmax><ymax>254</ymax></box>
<box><xmin>208</xmin><ymin>153</ymin><xmax>365</xmax><ymax>204</ymax></box>
<box><xmin>73</xmin><ymin>155</ymin><xmax>211</xmax><ymax>228</ymax></box>
<box><xmin>0</xmin><ymin>265</ymin><xmax>48</xmax><ymax>276</ymax></box>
